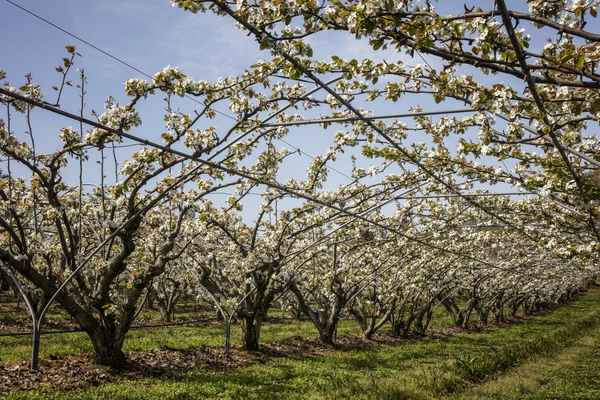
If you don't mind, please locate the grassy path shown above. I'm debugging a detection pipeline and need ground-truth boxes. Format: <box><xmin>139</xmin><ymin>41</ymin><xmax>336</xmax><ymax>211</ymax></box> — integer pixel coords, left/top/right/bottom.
<box><xmin>448</xmin><ymin>318</ymin><xmax>600</xmax><ymax>399</ymax></box>
<box><xmin>4</xmin><ymin>287</ymin><xmax>600</xmax><ymax>399</ymax></box>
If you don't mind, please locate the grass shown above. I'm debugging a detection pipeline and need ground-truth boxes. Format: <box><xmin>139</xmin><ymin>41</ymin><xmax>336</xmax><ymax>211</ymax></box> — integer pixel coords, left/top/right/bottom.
<box><xmin>0</xmin><ymin>310</ymin><xmax>457</xmax><ymax>365</ymax></box>
<box><xmin>448</xmin><ymin>315</ymin><xmax>600</xmax><ymax>399</ymax></box>
<box><xmin>0</xmin><ymin>331</ymin><xmax>95</xmax><ymax>362</ymax></box>
<box><xmin>4</xmin><ymin>290</ymin><xmax>600</xmax><ymax>399</ymax></box>
<box><xmin>0</xmin><ymin>315</ymin><xmax>363</xmax><ymax>362</ymax></box>
<box><xmin>0</xmin><ymin>299</ymin><xmax>457</xmax><ymax>363</ymax></box>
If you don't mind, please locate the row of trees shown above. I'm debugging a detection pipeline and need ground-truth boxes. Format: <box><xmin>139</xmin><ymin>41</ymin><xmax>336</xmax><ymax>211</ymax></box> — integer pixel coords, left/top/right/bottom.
<box><xmin>2</xmin><ymin>0</ymin><xmax>600</xmax><ymax>367</ymax></box>
<box><xmin>0</xmin><ymin>144</ymin><xmax>596</xmax><ymax>363</ymax></box>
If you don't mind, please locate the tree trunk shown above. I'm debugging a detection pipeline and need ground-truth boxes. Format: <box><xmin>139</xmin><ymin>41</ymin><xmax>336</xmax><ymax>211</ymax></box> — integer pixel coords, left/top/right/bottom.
<box><xmin>236</xmin><ymin>280</ymin><xmax>276</xmax><ymax>351</ymax></box>
<box><xmin>363</xmin><ymin>311</ymin><xmax>391</xmax><ymax>340</ymax></box>
<box><xmin>458</xmin><ymin>298</ymin><xmax>476</xmax><ymax>330</ymax></box>
<box><xmin>413</xmin><ymin>308</ymin><xmax>428</xmax><ymax>335</ymax></box>
<box><xmin>157</xmin><ymin>279</ymin><xmax>184</xmax><ymax>322</ymax></box>
<box><xmin>0</xmin><ymin>268</ymin><xmax>10</xmax><ymax>291</ymax></box>
<box><xmin>34</xmin><ymin>290</ymin><xmax>51</xmax><ymax>326</ymax></box>
<box><xmin>289</xmin><ymin>282</ymin><xmax>342</xmax><ymax>346</ymax></box>
<box><xmin>475</xmin><ymin>303</ymin><xmax>488</xmax><ymax>326</ymax></box>
<box><xmin>92</xmin><ymin>345</ymin><xmax>127</xmax><ymax>367</ymax></box>
<box><xmin>86</xmin><ymin>326</ymin><xmax>127</xmax><ymax>367</ymax></box>
<box><xmin>491</xmin><ymin>301</ymin><xmax>504</xmax><ymax>325</ymax></box>
<box><xmin>350</xmin><ymin>306</ymin><xmax>392</xmax><ymax>340</ymax></box>
<box><xmin>507</xmin><ymin>299</ymin><xmax>523</xmax><ymax>318</ymax></box>
<box><xmin>319</xmin><ymin>325</ymin><xmax>337</xmax><ymax>345</ymax></box>
<box><xmin>157</xmin><ymin>291</ymin><xmax>182</xmax><ymax>322</ymax></box>
<box><xmin>441</xmin><ymin>298</ymin><xmax>461</xmax><ymax>326</ymax></box>
<box><xmin>239</xmin><ymin>313</ymin><xmax>263</xmax><ymax>351</ymax></box>
<box><xmin>349</xmin><ymin>307</ymin><xmax>368</xmax><ymax>336</ymax></box>
<box><xmin>146</xmin><ymin>287</ymin><xmax>157</xmax><ymax>310</ymax></box>
<box><xmin>392</xmin><ymin>310</ymin><xmax>414</xmax><ymax>337</ymax></box>
<box><xmin>292</xmin><ymin>301</ymin><xmax>304</xmax><ymax>320</ymax></box>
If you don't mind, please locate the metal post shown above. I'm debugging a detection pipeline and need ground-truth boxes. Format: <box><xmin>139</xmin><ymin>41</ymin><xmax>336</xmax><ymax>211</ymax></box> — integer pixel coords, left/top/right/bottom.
<box><xmin>2</xmin><ymin>263</ymin><xmax>40</xmax><ymax>369</ymax></box>
<box><xmin>225</xmin><ymin>319</ymin><xmax>231</xmax><ymax>355</ymax></box>
<box><xmin>31</xmin><ymin>322</ymin><xmax>41</xmax><ymax>370</ymax></box>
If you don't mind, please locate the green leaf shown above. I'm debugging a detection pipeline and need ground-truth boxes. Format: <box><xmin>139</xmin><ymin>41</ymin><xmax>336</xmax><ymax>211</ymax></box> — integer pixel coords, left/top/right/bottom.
<box><xmin>288</xmin><ymin>67</ymin><xmax>303</xmax><ymax>80</ymax></box>
<box><xmin>363</xmin><ymin>20</ymin><xmax>376</xmax><ymax>34</ymax></box>
<box><xmin>561</xmin><ymin>54</ymin><xmax>574</xmax><ymax>63</ymax></box>
<box><xmin>591</xmin><ymin>99</ymin><xmax>600</xmax><ymax>114</ymax></box>
<box><xmin>372</xmin><ymin>39</ymin><xmax>384</xmax><ymax>51</ymax></box>
<box><xmin>259</xmin><ymin>38</ymin><xmax>270</xmax><ymax>51</ymax></box>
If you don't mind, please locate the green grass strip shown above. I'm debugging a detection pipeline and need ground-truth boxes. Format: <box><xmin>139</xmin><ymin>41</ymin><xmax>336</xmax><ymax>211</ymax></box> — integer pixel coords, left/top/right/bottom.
<box><xmin>4</xmin><ymin>288</ymin><xmax>600</xmax><ymax>399</ymax></box>
<box><xmin>448</xmin><ymin>316</ymin><xmax>600</xmax><ymax>399</ymax></box>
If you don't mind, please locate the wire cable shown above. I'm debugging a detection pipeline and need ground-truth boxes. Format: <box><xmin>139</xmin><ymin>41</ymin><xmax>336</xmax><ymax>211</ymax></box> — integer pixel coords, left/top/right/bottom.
<box><xmin>4</xmin><ymin>0</ymin><xmax>356</xmax><ymax>183</ymax></box>
<box><xmin>3</xmin><ymin>0</ymin><xmax>239</xmax><ymax>121</ymax></box>
<box><xmin>5</xmin><ymin>0</ymin><xmax>149</xmax><ymax>78</ymax></box>
<box><xmin>0</xmin><ymin>87</ymin><xmax>508</xmax><ymax>270</ymax></box>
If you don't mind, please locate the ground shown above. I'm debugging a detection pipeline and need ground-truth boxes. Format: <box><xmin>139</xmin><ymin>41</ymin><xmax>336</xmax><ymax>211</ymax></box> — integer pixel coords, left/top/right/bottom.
<box><xmin>0</xmin><ymin>291</ymin><xmax>534</xmax><ymax>396</ymax></box>
<box><xmin>1</xmin><ymin>332</ymin><xmax>434</xmax><ymax>395</ymax></box>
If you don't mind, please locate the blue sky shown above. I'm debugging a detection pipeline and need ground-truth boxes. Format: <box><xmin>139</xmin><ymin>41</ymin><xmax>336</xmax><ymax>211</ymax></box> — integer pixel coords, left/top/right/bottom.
<box><xmin>0</xmin><ymin>0</ymin><xmax>375</xmax><ymax>217</ymax></box>
<box><xmin>1</xmin><ymin>0</ymin><xmax>266</xmax><ymax>135</ymax></box>
<box><xmin>2</xmin><ymin>1</ymin><xmax>259</xmax><ymax>89</ymax></box>
<box><xmin>1</xmin><ymin>0</ymin><xmax>525</xmax><ymax>220</ymax></box>
<box><xmin>0</xmin><ymin>4</ymin><xmax>384</xmax><ymax>178</ymax></box>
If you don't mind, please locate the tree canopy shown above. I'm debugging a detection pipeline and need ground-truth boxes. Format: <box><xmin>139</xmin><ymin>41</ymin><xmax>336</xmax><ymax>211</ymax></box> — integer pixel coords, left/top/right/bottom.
<box><xmin>2</xmin><ymin>0</ymin><xmax>600</xmax><ymax>367</ymax></box>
